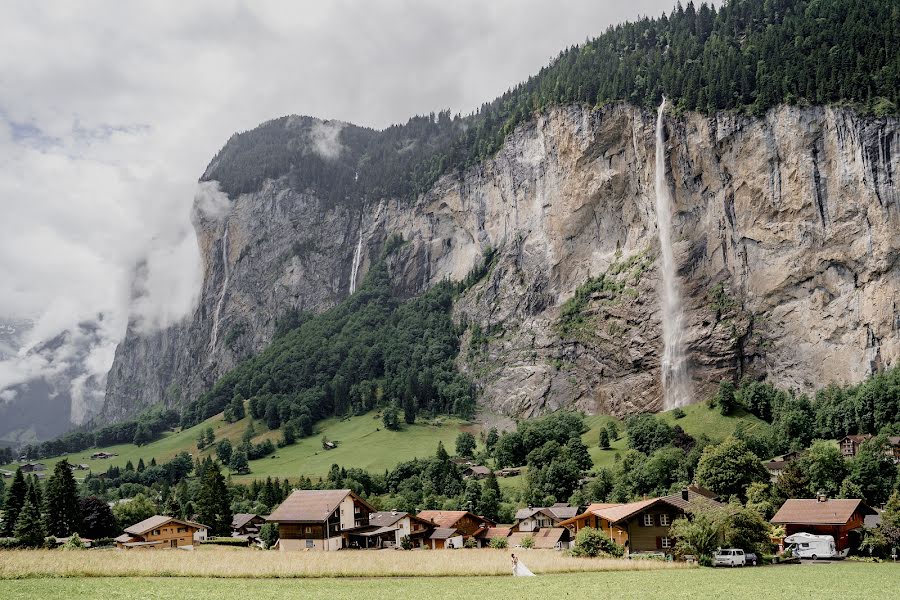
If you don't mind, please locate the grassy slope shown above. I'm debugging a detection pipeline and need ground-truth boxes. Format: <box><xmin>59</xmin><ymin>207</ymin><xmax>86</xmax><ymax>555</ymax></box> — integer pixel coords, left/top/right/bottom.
<box><xmin>0</xmin><ymin>410</ymin><xmax>468</xmax><ymax>483</ymax></box>
<box><xmin>2</xmin><ymin>563</ymin><xmax>897</xmax><ymax>600</ymax></box>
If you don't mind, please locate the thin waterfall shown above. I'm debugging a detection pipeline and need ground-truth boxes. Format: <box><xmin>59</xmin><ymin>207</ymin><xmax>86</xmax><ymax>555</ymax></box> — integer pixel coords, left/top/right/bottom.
<box><xmin>653</xmin><ymin>98</ymin><xmax>691</xmax><ymax>409</ymax></box>
<box><xmin>209</xmin><ymin>224</ymin><xmax>230</xmax><ymax>350</ymax></box>
<box><xmin>349</xmin><ymin>229</ymin><xmax>363</xmax><ymax>294</ymax></box>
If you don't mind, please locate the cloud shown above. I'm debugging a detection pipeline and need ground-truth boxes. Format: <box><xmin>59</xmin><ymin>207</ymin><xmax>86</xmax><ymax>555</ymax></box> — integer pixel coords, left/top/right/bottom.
<box><xmin>0</xmin><ymin>0</ymin><xmax>687</xmax><ymax>435</ymax></box>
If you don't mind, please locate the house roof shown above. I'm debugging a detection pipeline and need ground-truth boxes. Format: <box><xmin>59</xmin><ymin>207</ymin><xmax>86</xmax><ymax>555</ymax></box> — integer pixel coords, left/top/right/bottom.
<box><xmin>771</xmin><ymin>499</ymin><xmax>877</xmax><ymax>525</ymax></box>
<box><xmin>267</xmin><ymin>489</ymin><xmax>375</xmax><ymax>523</ymax></box>
<box><xmin>429</xmin><ymin>527</ymin><xmax>460</xmax><ymax>540</ymax></box>
<box><xmin>417</xmin><ymin>510</ymin><xmax>490</xmax><ymax>529</ymax></box>
<box><xmin>514</xmin><ymin>504</ymin><xmax>579</xmax><ymax>522</ymax></box>
<box><xmin>231</xmin><ymin>513</ymin><xmax>261</xmax><ymax>530</ymax></box>
<box><xmin>463</xmin><ymin>465</ymin><xmax>492</xmax><ymax>475</ymax></box>
<box><xmin>478</xmin><ymin>527</ymin><xmax>511</xmax><ymax>539</ymax></box>
<box><xmin>532</xmin><ymin>527</ymin><xmax>570</xmax><ymax>549</ymax></box>
<box><xmin>114</xmin><ymin>533</ymin><xmax>135</xmax><ymax>543</ymax></box>
<box><xmin>124</xmin><ymin>515</ymin><xmax>206</xmax><ymax>536</ymax></box>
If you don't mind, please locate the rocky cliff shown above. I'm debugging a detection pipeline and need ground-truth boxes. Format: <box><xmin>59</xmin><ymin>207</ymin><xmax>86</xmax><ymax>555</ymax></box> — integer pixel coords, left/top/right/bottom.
<box><xmin>102</xmin><ymin>103</ymin><xmax>900</xmax><ymax>422</ymax></box>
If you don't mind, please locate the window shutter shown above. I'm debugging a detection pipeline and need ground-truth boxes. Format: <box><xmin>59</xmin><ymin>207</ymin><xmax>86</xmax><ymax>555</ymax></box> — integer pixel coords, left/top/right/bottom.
<box><xmin>657</xmin><ymin>514</ymin><xmax>662</xmax><ymax>526</ymax></box>
<box><xmin>656</xmin><ymin>536</ymin><xmax>662</xmax><ymax>549</ymax></box>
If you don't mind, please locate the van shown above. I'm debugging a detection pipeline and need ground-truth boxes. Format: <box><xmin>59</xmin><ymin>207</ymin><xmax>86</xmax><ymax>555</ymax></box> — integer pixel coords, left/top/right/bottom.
<box><xmin>784</xmin><ymin>532</ymin><xmax>838</xmax><ymax>560</ymax></box>
<box><xmin>713</xmin><ymin>548</ymin><xmax>745</xmax><ymax>567</ymax></box>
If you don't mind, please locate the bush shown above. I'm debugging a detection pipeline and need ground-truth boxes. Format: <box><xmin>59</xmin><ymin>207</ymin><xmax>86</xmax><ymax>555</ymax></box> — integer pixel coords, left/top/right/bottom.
<box><xmin>489</xmin><ymin>537</ymin><xmax>509</xmax><ymax>549</ymax></box>
<box><xmin>672</xmin><ymin>407</ymin><xmax>686</xmax><ymax>419</ymax></box>
<box><xmin>520</xmin><ymin>535</ymin><xmax>534</xmax><ymax>549</ymax></box>
<box><xmin>463</xmin><ymin>537</ymin><xmax>478</xmax><ymax>549</ymax></box>
<box><xmin>62</xmin><ymin>534</ymin><xmax>85</xmax><ymax>550</ymax></box>
<box><xmin>259</xmin><ymin>523</ymin><xmax>279</xmax><ymax>549</ymax></box>
<box><xmin>571</xmin><ymin>527</ymin><xmax>624</xmax><ymax>558</ymax></box>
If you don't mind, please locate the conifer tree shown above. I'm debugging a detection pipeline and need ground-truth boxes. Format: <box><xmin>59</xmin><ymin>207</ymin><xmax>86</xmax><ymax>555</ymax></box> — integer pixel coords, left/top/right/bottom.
<box><xmin>195</xmin><ymin>462</ymin><xmax>231</xmax><ymax>536</ymax></box>
<box><xmin>14</xmin><ymin>497</ymin><xmax>47</xmax><ymax>547</ymax></box>
<box><xmin>1</xmin><ymin>468</ymin><xmax>27</xmax><ymax>536</ymax></box>
<box><xmin>137</xmin><ymin>458</ymin><xmax>145</xmax><ymax>473</ymax></box>
<box><xmin>46</xmin><ymin>459</ymin><xmax>82</xmax><ymax>537</ymax></box>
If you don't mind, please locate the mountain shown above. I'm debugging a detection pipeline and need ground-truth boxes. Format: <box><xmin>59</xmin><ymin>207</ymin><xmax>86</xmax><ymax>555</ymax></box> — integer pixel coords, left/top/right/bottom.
<box><xmin>102</xmin><ymin>0</ymin><xmax>899</xmax><ymax>427</ymax></box>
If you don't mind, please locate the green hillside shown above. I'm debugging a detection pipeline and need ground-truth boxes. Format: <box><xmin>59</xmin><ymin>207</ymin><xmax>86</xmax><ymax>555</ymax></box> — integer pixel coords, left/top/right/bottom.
<box><xmin>1</xmin><ymin>409</ymin><xmax>469</xmax><ymax>484</ymax></box>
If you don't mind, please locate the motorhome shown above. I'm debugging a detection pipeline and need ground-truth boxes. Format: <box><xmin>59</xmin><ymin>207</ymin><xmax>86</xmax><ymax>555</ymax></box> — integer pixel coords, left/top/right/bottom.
<box><xmin>784</xmin><ymin>532</ymin><xmax>842</xmax><ymax>559</ymax></box>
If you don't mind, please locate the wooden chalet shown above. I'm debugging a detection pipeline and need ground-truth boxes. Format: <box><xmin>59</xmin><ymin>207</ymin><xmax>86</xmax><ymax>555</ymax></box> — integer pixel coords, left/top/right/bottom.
<box><xmin>115</xmin><ymin>515</ymin><xmax>206</xmax><ymax>550</ymax></box>
<box><xmin>462</xmin><ymin>465</ymin><xmax>492</xmax><ymax>479</ymax></box>
<box><xmin>771</xmin><ymin>497</ymin><xmax>877</xmax><ymax>552</ymax></box>
<box><xmin>417</xmin><ymin>510</ymin><xmax>494</xmax><ymax>549</ymax></box>
<box><xmin>267</xmin><ymin>489</ymin><xmax>375</xmax><ymax>551</ymax></box>
<box><xmin>559</xmin><ymin>487</ymin><xmax>722</xmax><ymax>555</ymax></box>
<box><xmin>344</xmin><ymin>510</ymin><xmax>436</xmax><ymax>549</ymax></box>
<box><xmin>231</xmin><ymin>513</ymin><xmax>266</xmax><ymax>541</ymax></box>
<box><xmin>513</xmin><ymin>503</ymin><xmax>579</xmax><ymax>532</ymax></box>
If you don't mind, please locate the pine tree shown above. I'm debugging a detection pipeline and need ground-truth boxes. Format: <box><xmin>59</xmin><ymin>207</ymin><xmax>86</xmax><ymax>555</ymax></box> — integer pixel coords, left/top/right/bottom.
<box><xmin>45</xmin><ymin>459</ymin><xmax>82</xmax><ymax>537</ymax></box>
<box><xmin>125</xmin><ymin>460</ymin><xmax>135</xmax><ymax>471</ymax></box>
<box><xmin>1</xmin><ymin>468</ymin><xmax>27</xmax><ymax>536</ymax></box>
<box><xmin>14</xmin><ymin>497</ymin><xmax>47</xmax><ymax>547</ymax></box>
<box><xmin>195</xmin><ymin>462</ymin><xmax>231</xmax><ymax>536</ymax></box>
<box><xmin>133</xmin><ymin>423</ymin><xmax>152</xmax><ymax>446</ymax></box>
<box><xmin>261</xmin><ymin>477</ymin><xmax>276</xmax><ymax>509</ymax></box>
<box><xmin>137</xmin><ymin>458</ymin><xmax>146</xmax><ymax>473</ymax></box>
<box><xmin>599</xmin><ymin>429</ymin><xmax>611</xmax><ymax>449</ymax></box>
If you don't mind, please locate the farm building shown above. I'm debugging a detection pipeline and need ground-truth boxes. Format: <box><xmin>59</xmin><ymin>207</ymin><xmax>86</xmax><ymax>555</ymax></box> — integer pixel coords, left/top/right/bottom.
<box><xmin>115</xmin><ymin>515</ymin><xmax>206</xmax><ymax>550</ymax></box>
<box><xmin>267</xmin><ymin>489</ymin><xmax>375</xmax><ymax>551</ymax></box>
<box><xmin>417</xmin><ymin>510</ymin><xmax>494</xmax><ymax>549</ymax></box>
<box><xmin>231</xmin><ymin>513</ymin><xmax>266</xmax><ymax>542</ymax></box>
<box><xmin>462</xmin><ymin>465</ymin><xmax>491</xmax><ymax>479</ymax></box>
<box><xmin>771</xmin><ymin>497</ymin><xmax>877</xmax><ymax>552</ymax></box>
<box><xmin>344</xmin><ymin>510</ymin><xmax>436</xmax><ymax>549</ymax></box>
<box><xmin>513</xmin><ymin>503</ymin><xmax>579</xmax><ymax>532</ymax></box>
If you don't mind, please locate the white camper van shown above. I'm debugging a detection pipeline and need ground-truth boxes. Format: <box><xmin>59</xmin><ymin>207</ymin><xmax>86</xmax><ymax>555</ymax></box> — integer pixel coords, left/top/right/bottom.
<box><xmin>784</xmin><ymin>532</ymin><xmax>841</xmax><ymax>559</ymax></box>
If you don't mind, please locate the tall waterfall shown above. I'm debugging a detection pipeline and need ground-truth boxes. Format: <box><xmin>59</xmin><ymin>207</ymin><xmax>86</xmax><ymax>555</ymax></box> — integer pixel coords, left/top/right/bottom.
<box><xmin>349</xmin><ymin>229</ymin><xmax>363</xmax><ymax>294</ymax></box>
<box><xmin>653</xmin><ymin>98</ymin><xmax>691</xmax><ymax>409</ymax></box>
<box><xmin>209</xmin><ymin>224</ymin><xmax>230</xmax><ymax>350</ymax></box>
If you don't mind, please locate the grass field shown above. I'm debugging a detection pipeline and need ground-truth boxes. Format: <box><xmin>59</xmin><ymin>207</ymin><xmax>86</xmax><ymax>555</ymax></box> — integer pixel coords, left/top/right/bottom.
<box><xmin>0</xmin><ymin>561</ymin><xmax>896</xmax><ymax>600</ymax></box>
<box><xmin>0</xmin><ymin>411</ymin><xmax>469</xmax><ymax>483</ymax></box>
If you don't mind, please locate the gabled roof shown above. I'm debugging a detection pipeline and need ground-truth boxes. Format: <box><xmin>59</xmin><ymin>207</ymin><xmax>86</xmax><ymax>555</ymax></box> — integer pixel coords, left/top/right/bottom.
<box><xmin>416</xmin><ymin>510</ymin><xmax>491</xmax><ymax>529</ymax></box>
<box><xmin>231</xmin><ymin>513</ymin><xmax>262</xmax><ymax>530</ymax></box>
<box><xmin>514</xmin><ymin>503</ymin><xmax>579</xmax><ymax>522</ymax></box>
<box><xmin>268</xmin><ymin>489</ymin><xmax>375</xmax><ymax>523</ymax></box>
<box><xmin>369</xmin><ymin>511</ymin><xmax>415</xmax><ymax>528</ymax></box>
<box><xmin>463</xmin><ymin>465</ymin><xmax>492</xmax><ymax>475</ymax></box>
<box><xmin>429</xmin><ymin>527</ymin><xmax>460</xmax><ymax>540</ymax></box>
<box><xmin>124</xmin><ymin>515</ymin><xmax>206</xmax><ymax>536</ymax></box>
<box><xmin>771</xmin><ymin>499</ymin><xmax>877</xmax><ymax>525</ymax></box>
<box><xmin>478</xmin><ymin>527</ymin><xmax>512</xmax><ymax>539</ymax></box>
<box><xmin>532</xmin><ymin>527</ymin><xmax>570</xmax><ymax>548</ymax></box>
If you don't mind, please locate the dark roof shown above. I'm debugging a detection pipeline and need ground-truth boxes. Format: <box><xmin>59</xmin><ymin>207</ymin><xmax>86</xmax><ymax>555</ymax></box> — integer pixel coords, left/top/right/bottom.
<box><xmin>231</xmin><ymin>513</ymin><xmax>261</xmax><ymax>530</ymax></box>
<box><xmin>514</xmin><ymin>504</ymin><xmax>579</xmax><ymax>522</ymax></box>
<box><xmin>771</xmin><ymin>499</ymin><xmax>877</xmax><ymax>525</ymax></box>
<box><xmin>268</xmin><ymin>489</ymin><xmax>375</xmax><ymax>523</ymax></box>
<box><xmin>369</xmin><ymin>511</ymin><xmax>407</xmax><ymax>528</ymax></box>
<box><xmin>124</xmin><ymin>515</ymin><xmax>206</xmax><ymax>536</ymax></box>
<box><xmin>463</xmin><ymin>465</ymin><xmax>492</xmax><ymax>476</ymax></box>
<box><xmin>429</xmin><ymin>528</ymin><xmax>460</xmax><ymax>540</ymax></box>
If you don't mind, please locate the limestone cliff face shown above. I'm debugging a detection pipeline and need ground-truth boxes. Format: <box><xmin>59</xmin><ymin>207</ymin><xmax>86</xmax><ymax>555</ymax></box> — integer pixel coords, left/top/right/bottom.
<box><xmin>103</xmin><ymin>104</ymin><xmax>900</xmax><ymax>421</ymax></box>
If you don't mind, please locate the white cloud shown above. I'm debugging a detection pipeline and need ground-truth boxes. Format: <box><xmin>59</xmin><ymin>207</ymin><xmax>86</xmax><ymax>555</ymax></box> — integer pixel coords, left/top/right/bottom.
<box><xmin>309</xmin><ymin>120</ymin><xmax>345</xmax><ymax>160</ymax></box>
<box><xmin>0</xmin><ymin>0</ymin><xmax>685</xmax><ymax>430</ymax></box>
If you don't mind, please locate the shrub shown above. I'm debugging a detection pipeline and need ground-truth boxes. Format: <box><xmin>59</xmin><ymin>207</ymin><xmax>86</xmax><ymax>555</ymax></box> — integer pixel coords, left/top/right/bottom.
<box><xmin>571</xmin><ymin>527</ymin><xmax>624</xmax><ymax>558</ymax></box>
<box><xmin>672</xmin><ymin>407</ymin><xmax>686</xmax><ymax>419</ymax></box>
<box><xmin>204</xmin><ymin>537</ymin><xmax>250</xmax><ymax>547</ymax></box>
<box><xmin>463</xmin><ymin>537</ymin><xmax>478</xmax><ymax>549</ymax></box>
<box><xmin>520</xmin><ymin>535</ymin><xmax>534</xmax><ymax>549</ymax></box>
<box><xmin>489</xmin><ymin>537</ymin><xmax>509</xmax><ymax>549</ymax></box>
<box><xmin>62</xmin><ymin>534</ymin><xmax>85</xmax><ymax>550</ymax></box>
<box><xmin>259</xmin><ymin>523</ymin><xmax>278</xmax><ymax>549</ymax></box>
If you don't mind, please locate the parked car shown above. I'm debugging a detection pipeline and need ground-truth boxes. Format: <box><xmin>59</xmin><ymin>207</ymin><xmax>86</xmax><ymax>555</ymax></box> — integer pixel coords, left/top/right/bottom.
<box><xmin>713</xmin><ymin>548</ymin><xmax>746</xmax><ymax>567</ymax></box>
<box><xmin>744</xmin><ymin>552</ymin><xmax>759</xmax><ymax>566</ymax></box>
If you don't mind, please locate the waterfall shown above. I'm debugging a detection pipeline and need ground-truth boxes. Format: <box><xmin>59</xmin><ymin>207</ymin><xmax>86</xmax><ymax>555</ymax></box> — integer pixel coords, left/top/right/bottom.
<box><xmin>349</xmin><ymin>229</ymin><xmax>363</xmax><ymax>294</ymax></box>
<box><xmin>653</xmin><ymin>98</ymin><xmax>691</xmax><ymax>409</ymax></box>
<box><xmin>209</xmin><ymin>224</ymin><xmax>230</xmax><ymax>350</ymax></box>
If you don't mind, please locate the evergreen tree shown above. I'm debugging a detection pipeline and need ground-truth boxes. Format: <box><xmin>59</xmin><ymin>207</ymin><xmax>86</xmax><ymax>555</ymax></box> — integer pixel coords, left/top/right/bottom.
<box><xmin>455</xmin><ymin>432</ymin><xmax>477</xmax><ymax>458</ymax></box>
<box><xmin>45</xmin><ymin>459</ymin><xmax>82</xmax><ymax>537</ymax></box>
<box><xmin>195</xmin><ymin>462</ymin><xmax>232</xmax><ymax>536</ymax></box>
<box><xmin>229</xmin><ymin>450</ymin><xmax>250</xmax><ymax>475</ymax></box>
<box><xmin>137</xmin><ymin>458</ymin><xmax>145</xmax><ymax>473</ymax></box>
<box><xmin>125</xmin><ymin>460</ymin><xmax>134</xmax><ymax>471</ymax></box>
<box><xmin>14</xmin><ymin>497</ymin><xmax>47</xmax><ymax>547</ymax></box>
<box><xmin>1</xmin><ymin>468</ymin><xmax>27</xmax><ymax>536</ymax></box>
<box><xmin>485</xmin><ymin>428</ymin><xmax>500</xmax><ymax>454</ymax></box>
<box><xmin>133</xmin><ymin>423</ymin><xmax>152</xmax><ymax>446</ymax></box>
<box><xmin>78</xmin><ymin>496</ymin><xmax>118</xmax><ymax>539</ymax></box>
<box><xmin>599</xmin><ymin>428</ymin><xmax>611</xmax><ymax>449</ymax></box>
<box><xmin>606</xmin><ymin>421</ymin><xmax>619</xmax><ymax>441</ymax></box>
<box><xmin>260</xmin><ymin>477</ymin><xmax>277</xmax><ymax>509</ymax></box>
<box><xmin>463</xmin><ymin>479</ymin><xmax>482</xmax><ymax>514</ymax></box>
<box><xmin>216</xmin><ymin>439</ymin><xmax>233</xmax><ymax>465</ymax></box>
<box><xmin>382</xmin><ymin>403</ymin><xmax>400</xmax><ymax>431</ymax></box>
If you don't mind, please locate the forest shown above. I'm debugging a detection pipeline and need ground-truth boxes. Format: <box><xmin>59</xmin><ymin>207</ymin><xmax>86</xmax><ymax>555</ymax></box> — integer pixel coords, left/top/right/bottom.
<box><xmin>203</xmin><ymin>0</ymin><xmax>899</xmax><ymax>205</ymax></box>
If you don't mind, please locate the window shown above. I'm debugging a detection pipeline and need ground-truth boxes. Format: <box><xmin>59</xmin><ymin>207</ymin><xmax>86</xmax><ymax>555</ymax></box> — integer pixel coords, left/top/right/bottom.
<box><xmin>643</xmin><ymin>514</ymin><xmax>654</xmax><ymax>527</ymax></box>
<box><xmin>305</xmin><ymin>526</ymin><xmax>312</xmax><ymax>535</ymax></box>
<box><xmin>152</xmin><ymin>530</ymin><xmax>160</xmax><ymax>536</ymax></box>
<box><xmin>659</xmin><ymin>514</ymin><xmax>671</xmax><ymax>526</ymax></box>
<box><xmin>661</xmin><ymin>537</ymin><xmax>672</xmax><ymax>548</ymax></box>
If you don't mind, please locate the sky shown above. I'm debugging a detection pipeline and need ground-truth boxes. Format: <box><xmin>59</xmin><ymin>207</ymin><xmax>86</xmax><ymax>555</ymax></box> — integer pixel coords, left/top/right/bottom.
<box><xmin>0</xmin><ymin>0</ymin><xmax>684</xmax><ymax>427</ymax></box>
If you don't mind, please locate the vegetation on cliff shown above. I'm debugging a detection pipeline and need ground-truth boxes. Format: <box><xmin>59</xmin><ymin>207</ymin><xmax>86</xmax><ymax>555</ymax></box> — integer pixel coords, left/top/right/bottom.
<box><xmin>204</xmin><ymin>0</ymin><xmax>899</xmax><ymax>203</ymax></box>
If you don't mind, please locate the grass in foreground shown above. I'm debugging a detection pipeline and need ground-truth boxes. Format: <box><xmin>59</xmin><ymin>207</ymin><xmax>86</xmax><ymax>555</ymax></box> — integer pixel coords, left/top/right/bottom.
<box><xmin>1</xmin><ymin>563</ymin><xmax>896</xmax><ymax>600</ymax></box>
<box><xmin>0</xmin><ymin>547</ymin><xmax>686</xmax><ymax>579</ymax></box>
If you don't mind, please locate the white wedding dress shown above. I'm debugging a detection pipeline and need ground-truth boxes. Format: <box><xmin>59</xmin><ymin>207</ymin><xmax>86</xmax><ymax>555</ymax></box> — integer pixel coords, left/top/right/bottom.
<box><xmin>513</xmin><ymin>560</ymin><xmax>536</xmax><ymax>577</ymax></box>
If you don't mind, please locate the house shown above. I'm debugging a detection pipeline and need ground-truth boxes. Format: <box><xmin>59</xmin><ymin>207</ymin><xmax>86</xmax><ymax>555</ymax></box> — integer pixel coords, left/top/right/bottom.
<box><xmin>114</xmin><ymin>515</ymin><xmax>206</xmax><ymax>550</ymax></box>
<box><xmin>91</xmin><ymin>451</ymin><xmax>117</xmax><ymax>459</ymax></box>
<box><xmin>559</xmin><ymin>487</ymin><xmax>722</xmax><ymax>555</ymax></box>
<box><xmin>508</xmin><ymin>527</ymin><xmax>571</xmax><ymax>550</ymax></box>
<box><xmin>19</xmin><ymin>462</ymin><xmax>45</xmax><ymax>473</ymax></box>
<box><xmin>345</xmin><ymin>510</ymin><xmax>436</xmax><ymax>549</ymax></box>
<box><xmin>417</xmin><ymin>510</ymin><xmax>494</xmax><ymax>549</ymax></box>
<box><xmin>231</xmin><ymin>513</ymin><xmax>266</xmax><ymax>541</ymax></box>
<box><xmin>764</xmin><ymin>450</ymin><xmax>804</xmax><ymax>480</ymax></box>
<box><xmin>771</xmin><ymin>497</ymin><xmax>877</xmax><ymax>552</ymax></box>
<box><xmin>266</xmin><ymin>488</ymin><xmax>375</xmax><ymax>551</ymax></box>
<box><xmin>451</xmin><ymin>458</ymin><xmax>475</xmax><ymax>467</ymax></box>
<box><xmin>476</xmin><ymin>526</ymin><xmax>512</xmax><ymax>547</ymax></box>
<box><xmin>494</xmin><ymin>467</ymin><xmax>521</xmax><ymax>477</ymax></box>
<box><xmin>840</xmin><ymin>435</ymin><xmax>872</xmax><ymax>458</ymax></box>
<box><xmin>462</xmin><ymin>465</ymin><xmax>492</xmax><ymax>479</ymax></box>
<box><xmin>67</xmin><ymin>463</ymin><xmax>90</xmax><ymax>471</ymax></box>
<box><xmin>513</xmin><ymin>503</ymin><xmax>579</xmax><ymax>532</ymax></box>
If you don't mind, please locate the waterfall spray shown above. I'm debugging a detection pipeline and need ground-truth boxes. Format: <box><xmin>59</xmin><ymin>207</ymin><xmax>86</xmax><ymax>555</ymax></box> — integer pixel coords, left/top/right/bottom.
<box><xmin>654</xmin><ymin>98</ymin><xmax>691</xmax><ymax>409</ymax></box>
<box><xmin>209</xmin><ymin>224</ymin><xmax>230</xmax><ymax>350</ymax></box>
<box><xmin>349</xmin><ymin>229</ymin><xmax>363</xmax><ymax>294</ymax></box>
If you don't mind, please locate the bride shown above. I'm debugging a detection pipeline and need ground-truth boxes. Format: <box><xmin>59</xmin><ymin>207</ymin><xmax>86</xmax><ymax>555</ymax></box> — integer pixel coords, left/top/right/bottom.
<box><xmin>511</xmin><ymin>553</ymin><xmax>536</xmax><ymax>576</ymax></box>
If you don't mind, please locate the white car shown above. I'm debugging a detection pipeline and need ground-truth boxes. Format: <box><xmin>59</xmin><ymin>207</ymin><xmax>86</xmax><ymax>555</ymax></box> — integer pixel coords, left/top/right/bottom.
<box><xmin>714</xmin><ymin>548</ymin><xmax>746</xmax><ymax>567</ymax></box>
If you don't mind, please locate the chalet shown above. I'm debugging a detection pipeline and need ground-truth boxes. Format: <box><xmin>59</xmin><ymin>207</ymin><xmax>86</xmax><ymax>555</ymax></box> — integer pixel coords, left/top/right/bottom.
<box><xmin>417</xmin><ymin>510</ymin><xmax>494</xmax><ymax>549</ymax></box>
<box><xmin>840</xmin><ymin>435</ymin><xmax>872</xmax><ymax>458</ymax></box>
<box><xmin>771</xmin><ymin>497</ymin><xmax>877</xmax><ymax>552</ymax></box>
<box><xmin>345</xmin><ymin>510</ymin><xmax>436</xmax><ymax>549</ymax></box>
<box><xmin>266</xmin><ymin>489</ymin><xmax>375</xmax><ymax>551</ymax></box>
<box><xmin>462</xmin><ymin>465</ymin><xmax>492</xmax><ymax>479</ymax></box>
<box><xmin>115</xmin><ymin>515</ymin><xmax>206</xmax><ymax>550</ymax></box>
<box><xmin>494</xmin><ymin>467</ymin><xmax>521</xmax><ymax>477</ymax></box>
<box><xmin>513</xmin><ymin>503</ymin><xmax>579</xmax><ymax>532</ymax></box>
<box><xmin>231</xmin><ymin>513</ymin><xmax>266</xmax><ymax>541</ymax></box>
<box><xmin>559</xmin><ymin>487</ymin><xmax>722</xmax><ymax>555</ymax></box>
<box><xmin>19</xmin><ymin>462</ymin><xmax>45</xmax><ymax>473</ymax></box>
<box><xmin>91</xmin><ymin>451</ymin><xmax>117</xmax><ymax>459</ymax></box>
<box><xmin>763</xmin><ymin>450</ymin><xmax>804</xmax><ymax>480</ymax></box>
